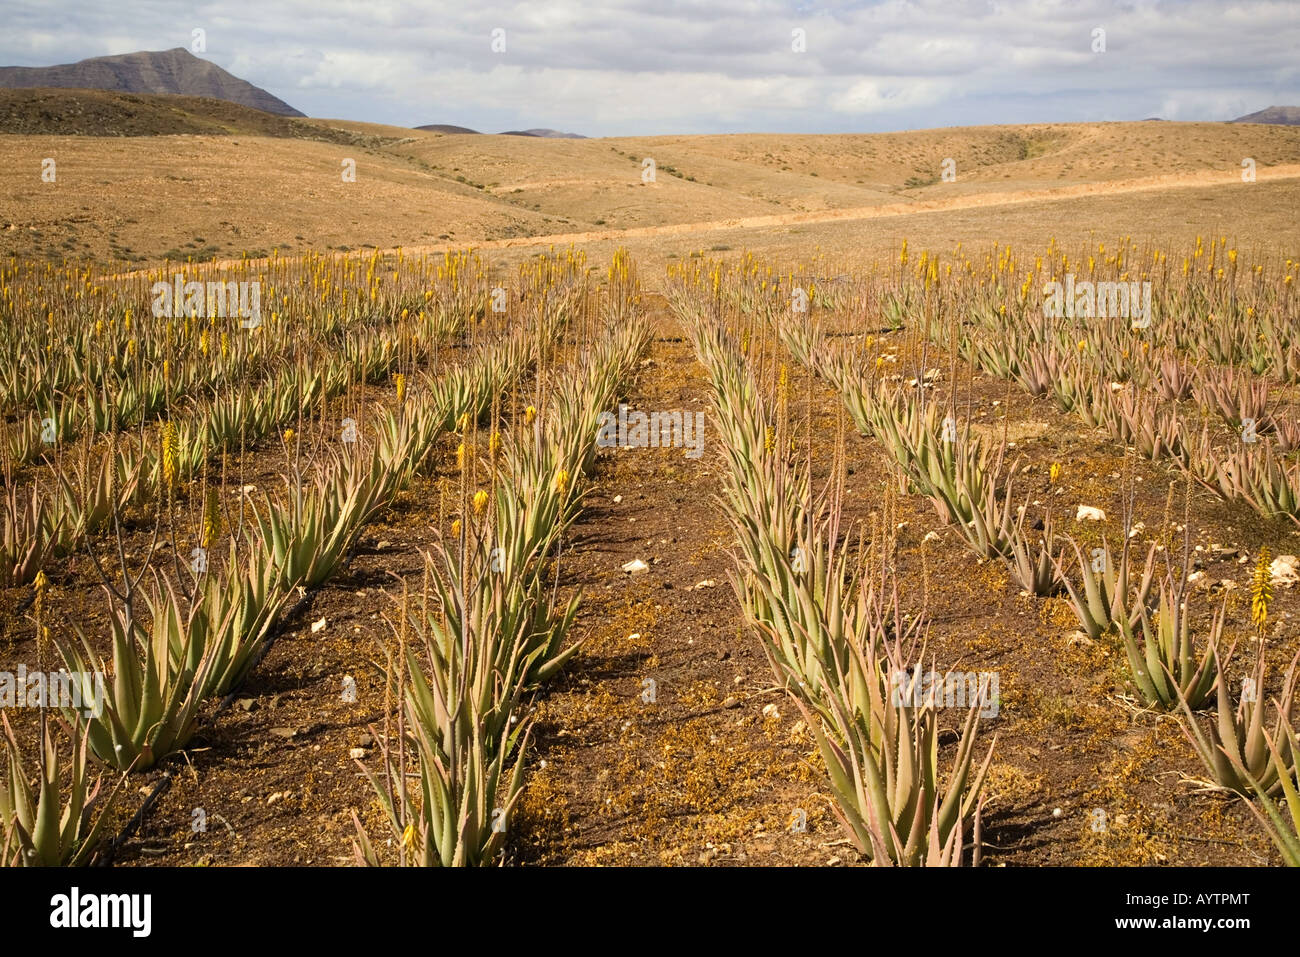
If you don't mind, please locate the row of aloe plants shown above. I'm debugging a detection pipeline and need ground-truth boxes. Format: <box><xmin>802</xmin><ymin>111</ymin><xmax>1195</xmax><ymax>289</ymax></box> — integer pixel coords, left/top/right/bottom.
<box><xmin>355</xmin><ymin>259</ymin><xmax>649</xmax><ymax>865</ymax></box>
<box><xmin>668</xmin><ymin>275</ymin><xmax>995</xmax><ymax>866</ymax></box>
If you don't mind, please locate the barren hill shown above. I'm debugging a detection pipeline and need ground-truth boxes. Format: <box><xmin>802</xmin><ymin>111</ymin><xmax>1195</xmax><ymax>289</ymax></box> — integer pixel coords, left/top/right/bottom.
<box><xmin>1232</xmin><ymin>105</ymin><xmax>1300</xmax><ymax>126</ymax></box>
<box><xmin>3</xmin><ymin>118</ymin><xmax>1299</xmax><ymax>265</ymax></box>
<box><xmin>0</xmin><ymin>89</ymin><xmax>341</xmax><ymax>138</ymax></box>
<box><xmin>0</xmin><ymin>48</ymin><xmax>303</xmax><ymax>117</ymax></box>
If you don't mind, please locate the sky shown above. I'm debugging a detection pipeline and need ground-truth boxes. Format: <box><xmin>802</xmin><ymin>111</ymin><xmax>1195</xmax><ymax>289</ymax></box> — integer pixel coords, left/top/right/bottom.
<box><xmin>1</xmin><ymin>0</ymin><xmax>1298</xmax><ymax>136</ymax></box>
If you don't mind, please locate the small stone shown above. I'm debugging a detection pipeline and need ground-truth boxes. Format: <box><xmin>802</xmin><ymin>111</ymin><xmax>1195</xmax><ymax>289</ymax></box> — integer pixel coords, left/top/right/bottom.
<box><xmin>613</xmin><ymin>495</ymin><xmax>623</xmax><ymax>504</ymax></box>
<box><xmin>235</xmin><ymin>698</ymin><xmax>257</xmax><ymax>712</ymax></box>
<box><xmin>349</xmin><ymin>748</ymin><xmax>367</xmax><ymax>760</ymax></box>
<box><xmin>267</xmin><ymin>792</ymin><xmax>284</xmax><ymax>805</ymax></box>
<box><xmin>358</xmin><ymin>733</ymin><xmax>373</xmax><ymax>747</ymax></box>
<box><xmin>761</xmin><ymin>703</ymin><xmax>780</xmax><ymax>719</ymax></box>
<box><xmin>1052</xmin><ymin>807</ymin><xmax>1063</xmax><ymax>819</ymax></box>
<box><xmin>622</xmin><ymin>559</ymin><xmax>650</xmax><ymax>575</ymax></box>
<box><xmin>311</xmin><ymin>617</ymin><xmax>326</xmax><ymax>634</ymax></box>
<box><xmin>269</xmin><ymin>727</ymin><xmax>297</xmax><ymax>739</ymax></box>
<box><xmin>695</xmin><ymin>579</ymin><xmax>716</xmax><ymax>589</ymax></box>
<box><xmin>1076</xmin><ymin>505</ymin><xmax>1106</xmax><ymax>522</ymax></box>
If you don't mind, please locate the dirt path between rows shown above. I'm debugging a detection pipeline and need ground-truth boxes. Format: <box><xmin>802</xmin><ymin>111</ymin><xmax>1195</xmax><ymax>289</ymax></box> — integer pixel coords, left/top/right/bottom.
<box><xmin>514</xmin><ymin>294</ymin><xmax>839</xmax><ymax>865</ymax></box>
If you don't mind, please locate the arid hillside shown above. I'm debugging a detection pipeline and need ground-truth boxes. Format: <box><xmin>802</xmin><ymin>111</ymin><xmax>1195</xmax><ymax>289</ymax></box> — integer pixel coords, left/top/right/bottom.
<box><xmin>2</xmin><ymin>101</ymin><xmax>1299</xmax><ymax>266</ymax></box>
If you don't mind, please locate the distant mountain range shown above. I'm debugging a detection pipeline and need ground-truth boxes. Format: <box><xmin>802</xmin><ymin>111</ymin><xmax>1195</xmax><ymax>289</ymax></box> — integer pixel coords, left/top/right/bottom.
<box><xmin>415</xmin><ymin>124</ymin><xmax>586</xmax><ymax>138</ymax></box>
<box><xmin>1230</xmin><ymin>106</ymin><xmax>1300</xmax><ymax>126</ymax></box>
<box><xmin>0</xmin><ymin>48</ymin><xmax>303</xmax><ymax>116</ymax></box>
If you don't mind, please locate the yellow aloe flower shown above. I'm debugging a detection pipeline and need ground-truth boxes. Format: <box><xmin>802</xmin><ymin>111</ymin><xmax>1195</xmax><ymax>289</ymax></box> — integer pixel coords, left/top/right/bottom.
<box><xmin>1049</xmin><ymin>463</ymin><xmax>1061</xmax><ymax>484</ymax></box>
<box><xmin>524</xmin><ymin>405</ymin><xmax>537</xmax><ymax>426</ymax></box>
<box><xmin>202</xmin><ymin>488</ymin><xmax>221</xmax><ymax>548</ymax></box>
<box><xmin>1251</xmin><ymin>547</ymin><xmax>1272</xmax><ymax>635</ymax></box>
<box><xmin>33</xmin><ymin>570</ymin><xmax>48</xmax><ymax>620</ymax></box>
<box><xmin>162</xmin><ymin>421</ymin><xmax>179</xmax><ymax>488</ymax></box>
<box><xmin>473</xmin><ymin>489</ymin><xmax>489</xmax><ymax>517</ymax></box>
<box><xmin>554</xmin><ymin>469</ymin><xmax>570</xmax><ymax>494</ymax></box>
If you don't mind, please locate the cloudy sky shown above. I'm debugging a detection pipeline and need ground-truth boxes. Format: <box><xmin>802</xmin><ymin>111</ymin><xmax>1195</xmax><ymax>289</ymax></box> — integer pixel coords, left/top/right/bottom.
<box><xmin>2</xmin><ymin>0</ymin><xmax>1298</xmax><ymax>136</ymax></box>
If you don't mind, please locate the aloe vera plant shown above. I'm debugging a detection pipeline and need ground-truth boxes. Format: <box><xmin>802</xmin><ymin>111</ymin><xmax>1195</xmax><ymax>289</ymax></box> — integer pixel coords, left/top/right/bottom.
<box><xmin>1177</xmin><ymin>645</ymin><xmax>1297</xmax><ymax>796</ymax></box>
<box><xmin>56</xmin><ymin>582</ymin><xmax>219</xmax><ymax>772</ymax></box>
<box><xmin>802</xmin><ymin>639</ymin><xmax>995</xmax><ymax>866</ymax></box>
<box><xmin>1194</xmin><ymin>364</ymin><xmax>1271</xmax><ymax>432</ymax></box>
<box><xmin>1</xmin><ymin>715</ymin><xmax>123</xmax><ymax>867</ymax></box>
<box><xmin>1005</xmin><ymin>504</ymin><xmax>1062</xmax><ymax>596</ymax></box>
<box><xmin>1117</xmin><ymin>578</ymin><xmax>1220</xmax><ymax>711</ymax></box>
<box><xmin>1210</xmin><ymin>443</ymin><xmax>1300</xmax><ymax>526</ymax></box>
<box><xmin>0</xmin><ymin>479</ymin><xmax>64</xmax><ymax>587</ymax></box>
<box><xmin>1055</xmin><ymin>538</ymin><xmax>1157</xmax><ymax>640</ymax></box>
<box><xmin>1238</xmin><ymin>719</ymin><xmax>1300</xmax><ymax>865</ymax></box>
<box><xmin>354</xmin><ymin>636</ymin><xmax>532</xmax><ymax>868</ymax></box>
<box><xmin>153</xmin><ymin>546</ymin><xmax>289</xmax><ymax>699</ymax></box>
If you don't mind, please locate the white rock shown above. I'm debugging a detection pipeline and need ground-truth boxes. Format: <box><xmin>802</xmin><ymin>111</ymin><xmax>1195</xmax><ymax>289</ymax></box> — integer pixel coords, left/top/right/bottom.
<box><xmin>1076</xmin><ymin>505</ymin><xmax>1106</xmax><ymax>522</ymax></box>
<box><xmin>622</xmin><ymin>559</ymin><xmax>650</xmax><ymax>574</ymax></box>
<box><xmin>922</xmin><ymin>531</ymin><xmax>941</xmax><ymax>543</ymax></box>
<box><xmin>761</xmin><ymin>703</ymin><xmax>780</xmax><ymax>719</ymax></box>
<box><xmin>695</xmin><ymin>579</ymin><xmax>717</xmax><ymax>589</ymax></box>
<box><xmin>1271</xmin><ymin>555</ymin><xmax>1299</xmax><ymax>587</ymax></box>
<box><xmin>349</xmin><ymin>748</ymin><xmax>366</xmax><ymax>760</ymax></box>
<box><xmin>613</xmin><ymin>495</ymin><xmax>623</xmax><ymax>504</ymax></box>
<box><xmin>310</xmin><ymin>617</ymin><xmax>326</xmax><ymax>633</ymax></box>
